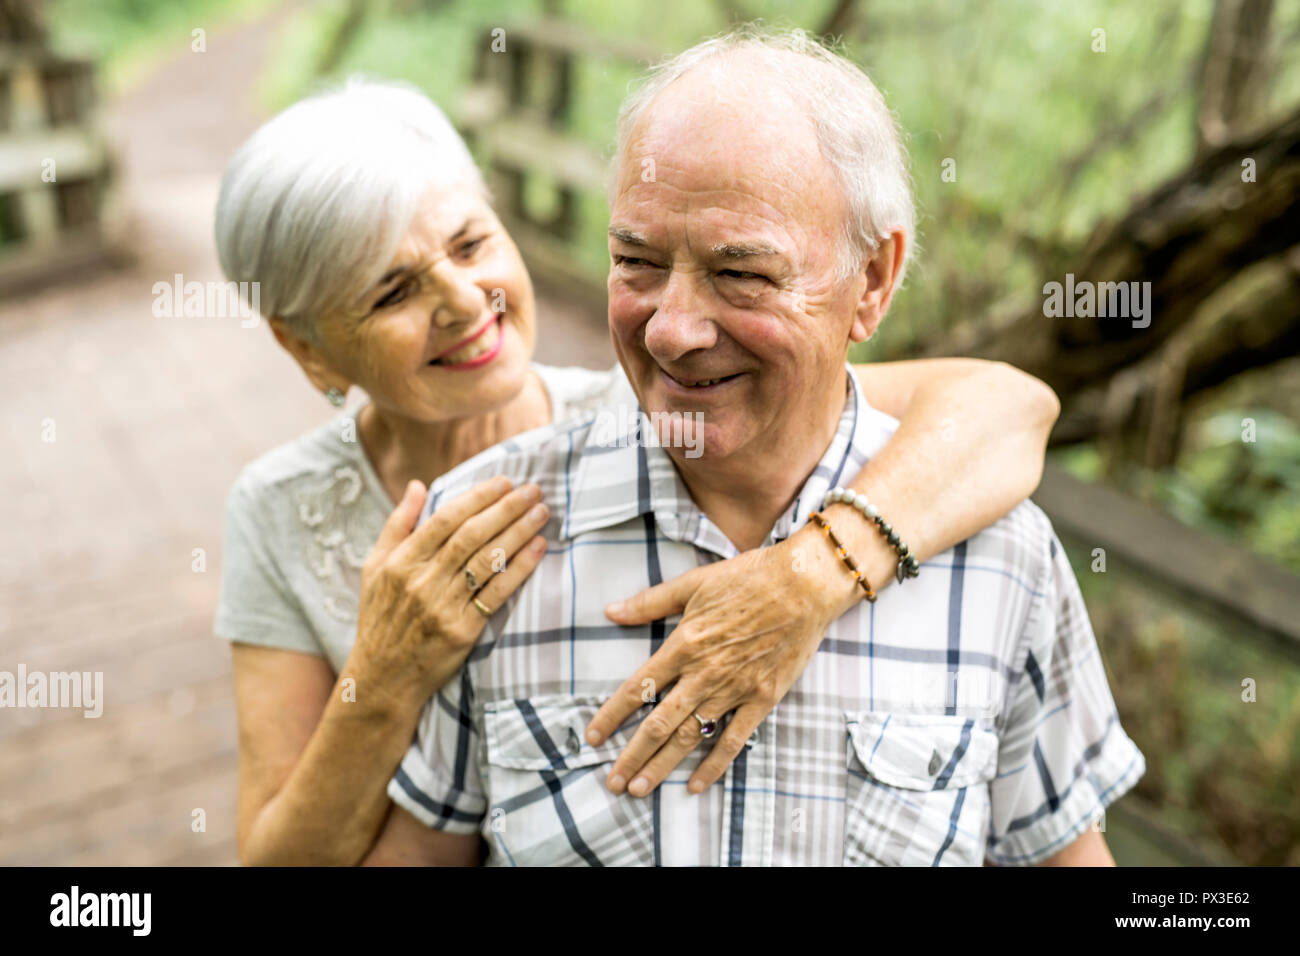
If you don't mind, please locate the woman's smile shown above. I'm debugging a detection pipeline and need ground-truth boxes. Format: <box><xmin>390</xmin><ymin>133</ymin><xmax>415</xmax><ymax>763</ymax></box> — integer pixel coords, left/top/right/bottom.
<box><xmin>428</xmin><ymin>312</ymin><xmax>505</xmax><ymax>370</ymax></box>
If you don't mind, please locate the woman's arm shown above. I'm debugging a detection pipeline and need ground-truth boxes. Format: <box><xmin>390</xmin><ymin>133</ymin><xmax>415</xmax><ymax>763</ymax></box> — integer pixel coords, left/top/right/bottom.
<box><xmin>233</xmin><ymin>643</ymin><xmax>423</xmax><ymax>866</ymax></box>
<box><xmin>233</xmin><ymin>478</ymin><xmax>549</xmax><ymax>865</ymax></box>
<box><xmin>587</xmin><ymin>358</ymin><xmax>1059</xmax><ymax>797</ymax></box>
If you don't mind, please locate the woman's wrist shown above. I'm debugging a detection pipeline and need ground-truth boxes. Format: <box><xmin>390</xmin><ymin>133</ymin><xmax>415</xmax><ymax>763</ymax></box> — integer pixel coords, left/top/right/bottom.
<box><xmin>339</xmin><ymin>636</ymin><xmax>435</xmax><ymax>722</ymax></box>
<box><xmin>786</xmin><ymin>514</ymin><xmax>895</xmax><ymax>619</ymax></box>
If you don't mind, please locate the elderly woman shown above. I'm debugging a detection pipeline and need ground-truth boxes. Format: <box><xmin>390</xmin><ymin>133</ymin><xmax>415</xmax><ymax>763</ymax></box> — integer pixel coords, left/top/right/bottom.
<box><xmin>214</xmin><ymin>78</ymin><xmax>1059</xmax><ymax>866</ymax></box>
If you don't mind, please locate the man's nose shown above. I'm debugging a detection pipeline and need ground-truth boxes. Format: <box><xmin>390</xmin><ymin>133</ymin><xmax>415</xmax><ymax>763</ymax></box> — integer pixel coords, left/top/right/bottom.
<box><xmin>644</xmin><ymin>270</ymin><xmax>717</xmax><ymax>362</ymax></box>
<box><xmin>430</xmin><ymin>265</ymin><xmax>485</xmax><ymax>328</ymax></box>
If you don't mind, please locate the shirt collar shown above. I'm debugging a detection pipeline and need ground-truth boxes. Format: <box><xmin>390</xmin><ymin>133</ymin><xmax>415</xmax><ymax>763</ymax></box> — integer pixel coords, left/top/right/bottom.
<box><xmin>562</xmin><ymin>362</ymin><xmax>869</xmax><ymax>559</ymax></box>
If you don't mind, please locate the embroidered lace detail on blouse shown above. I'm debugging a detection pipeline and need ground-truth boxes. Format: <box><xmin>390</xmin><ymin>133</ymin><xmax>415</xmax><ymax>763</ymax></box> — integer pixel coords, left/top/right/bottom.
<box><xmin>294</xmin><ymin>464</ymin><xmax>374</xmax><ymax>622</ymax></box>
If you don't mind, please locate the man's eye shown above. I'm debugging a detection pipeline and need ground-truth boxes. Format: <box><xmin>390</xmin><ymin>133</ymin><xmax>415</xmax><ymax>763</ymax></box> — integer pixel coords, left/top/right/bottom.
<box><xmin>373</xmin><ymin>281</ymin><xmax>410</xmax><ymax>311</ymax></box>
<box><xmin>614</xmin><ymin>255</ymin><xmax>658</xmax><ymax>268</ymax></box>
<box><xmin>719</xmin><ymin>269</ymin><xmax>767</xmax><ymax>282</ymax></box>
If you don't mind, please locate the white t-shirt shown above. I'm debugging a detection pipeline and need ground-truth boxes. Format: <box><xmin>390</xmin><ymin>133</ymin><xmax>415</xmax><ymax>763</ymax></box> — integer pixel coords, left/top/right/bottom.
<box><xmin>214</xmin><ymin>363</ymin><xmax>630</xmax><ymax>672</ymax></box>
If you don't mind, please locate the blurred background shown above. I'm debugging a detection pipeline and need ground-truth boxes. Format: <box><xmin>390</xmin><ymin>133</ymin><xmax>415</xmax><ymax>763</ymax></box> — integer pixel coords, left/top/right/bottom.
<box><xmin>1</xmin><ymin>0</ymin><xmax>1297</xmax><ymax>865</ymax></box>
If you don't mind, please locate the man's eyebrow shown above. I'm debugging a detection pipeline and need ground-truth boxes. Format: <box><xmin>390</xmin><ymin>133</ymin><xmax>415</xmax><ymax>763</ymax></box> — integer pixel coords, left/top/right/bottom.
<box><xmin>608</xmin><ymin>227</ymin><xmax>650</xmax><ymax>247</ymax></box>
<box><xmin>710</xmin><ymin>240</ymin><xmax>782</xmax><ymax>260</ymax></box>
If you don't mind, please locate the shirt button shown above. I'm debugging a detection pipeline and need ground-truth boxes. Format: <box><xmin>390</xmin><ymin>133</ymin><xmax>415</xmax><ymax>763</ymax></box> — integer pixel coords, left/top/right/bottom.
<box><xmin>567</xmin><ymin>727</ymin><xmax>582</xmax><ymax>755</ymax></box>
<box><xmin>927</xmin><ymin>749</ymin><xmax>942</xmax><ymax>775</ymax></box>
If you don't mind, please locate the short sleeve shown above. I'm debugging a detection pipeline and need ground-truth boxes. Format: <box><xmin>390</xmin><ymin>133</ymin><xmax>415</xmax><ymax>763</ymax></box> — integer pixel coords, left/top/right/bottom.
<box><xmin>213</xmin><ymin>474</ymin><xmax>323</xmax><ymax>657</ymax></box>
<box><xmin>986</xmin><ymin>530</ymin><xmax>1146</xmax><ymax>865</ymax></box>
<box><xmin>387</xmin><ymin>669</ymin><xmax>488</xmax><ymax>834</ymax></box>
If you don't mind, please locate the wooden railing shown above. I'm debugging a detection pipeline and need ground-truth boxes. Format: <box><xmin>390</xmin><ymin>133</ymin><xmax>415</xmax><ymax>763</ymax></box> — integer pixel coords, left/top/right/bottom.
<box><xmin>452</xmin><ymin>19</ymin><xmax>662</xmax><ymax>313</ymax></box>
<box><xmin>0</xmin><ymin>1</ymin><xmax>115</xmax><ymax>295</ymax></box>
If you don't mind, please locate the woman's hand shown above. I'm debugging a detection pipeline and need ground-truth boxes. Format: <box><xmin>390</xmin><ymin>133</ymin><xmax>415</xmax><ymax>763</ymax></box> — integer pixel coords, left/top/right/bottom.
<box><xmin>234</xmin><ymin>475</ymin><xmax>549</xmax><ymax>866</ymax></box>
<box><xmin>585</xmin><ymin>529</ymin><xmax>853</xmax><ymax>798</ymax></box>
<box><xmin>584</xmin><ymin>358</ymin><xmax>1058</xmax><ymax>799</ymax></box>
<box><xmin>354</xmin><ymin>475</ymin><xmax>550</xmax><ymax>706</ymax></box>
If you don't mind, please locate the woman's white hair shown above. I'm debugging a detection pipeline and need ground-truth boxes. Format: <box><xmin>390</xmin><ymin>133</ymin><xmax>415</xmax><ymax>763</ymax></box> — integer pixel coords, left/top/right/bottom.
<box><xmin>215</xmin><ymin>77</ymin><xmax>484</xmax><ymax>340</ymax></box>
<box><xmin>614</xmin><ymin>26</ymin><xmax>915</xmax><ymax>286</ymax></box>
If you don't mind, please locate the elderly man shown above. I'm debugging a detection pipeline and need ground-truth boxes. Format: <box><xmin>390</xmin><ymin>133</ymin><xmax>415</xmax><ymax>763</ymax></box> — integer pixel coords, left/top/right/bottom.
<box><xmin>365</xmin><ymin>28</ymin><xmax>1144</xmax><ymax>866</ymax></box>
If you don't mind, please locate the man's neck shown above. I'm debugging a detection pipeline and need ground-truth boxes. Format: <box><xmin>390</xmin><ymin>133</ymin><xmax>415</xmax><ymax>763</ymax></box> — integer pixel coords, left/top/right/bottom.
<box><xmin>357</xmin><ymin>372</ymin><xmax>551</xmax><ymax>504</ymax></box>
<box><xmin>670</xmin><ymin>374</ymin><xmax>848</xmax><ymax>552</ymax></box>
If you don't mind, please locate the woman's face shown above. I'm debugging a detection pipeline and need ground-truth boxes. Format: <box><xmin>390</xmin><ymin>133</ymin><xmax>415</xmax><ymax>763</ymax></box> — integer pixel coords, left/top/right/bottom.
<box><xmin>311</xmin><ymin>180</ymin><xmax>536</xmax><ymax>422</ymax></box>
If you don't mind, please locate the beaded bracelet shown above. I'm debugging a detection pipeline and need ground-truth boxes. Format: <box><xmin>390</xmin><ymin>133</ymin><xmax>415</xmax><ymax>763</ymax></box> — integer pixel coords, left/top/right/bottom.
<box><xmin>807</xmin><ymin>511</ymin><xmax>877</xmax><ymax>603</ymax></box>
<box><xmin>824</xmin><ymin>486</ymin><xmax>921</xmax><ymax>584</ymax></box>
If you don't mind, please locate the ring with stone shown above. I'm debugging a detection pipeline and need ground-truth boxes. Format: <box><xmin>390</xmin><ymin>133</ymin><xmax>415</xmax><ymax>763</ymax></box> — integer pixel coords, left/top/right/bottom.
<box><xmin>465</xmin><ymin>568</ymin><xmax>479</xmax><ymax>591</ymax></box>
<box><xmin>693</xmin><ymin>712</ymin><xmax>718</xmax><ymax>738</ymax></box>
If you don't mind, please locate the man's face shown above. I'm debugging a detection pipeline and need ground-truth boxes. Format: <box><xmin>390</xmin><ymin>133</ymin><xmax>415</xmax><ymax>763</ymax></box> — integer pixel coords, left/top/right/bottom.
<box><xmin>607</xmin><ymin>70</ymin><xmax>866</xmax><ymax>466</ymax></box>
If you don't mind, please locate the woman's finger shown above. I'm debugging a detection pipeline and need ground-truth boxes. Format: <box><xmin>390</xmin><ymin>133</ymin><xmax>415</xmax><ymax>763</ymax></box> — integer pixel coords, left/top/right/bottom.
<box><xmin>624</xmin><ymin>695</ymin><xmax>738</xmax><ymax>798</ymax></box>
<box><xmin>394</xmin><ymin>476</ymin><xmax>514</xmax><ymax>563</ymax></box>
<box><xmin>369</xmin><ymin>480</ymin><xmax>425</xmax><ymax>566</ymax></box>
<box><xmin>460</xmin><ymin>534</ymin><xmax>548</xmax><ymax>622</ymax></box>
<box><xmin>604</xmin><ymin>565</ymin><xmax>703</xmax><ymax>625</ymax></box>
<box><xmin>603</xmin><ymin>677</ymin><xmax>705</xmax><ymax>794</ymax></box>
<box><xmin>686</xmin><ymin>703</ymin><xmax>764</xmax><ymax>794</ymax></box>
<box><xmin>585</xmin><ymin>647</ymin><xmax>683</xmax><ymax>749</ymax></box>
<box><xmin>432</xmin><ymin>482</ymin><xmax>543</xmax><ymax>571</ymax></box>
<box><xmin>459</xmin><ymin>500</ymin><xmax>550</xmax><ymax>599</ymax></box>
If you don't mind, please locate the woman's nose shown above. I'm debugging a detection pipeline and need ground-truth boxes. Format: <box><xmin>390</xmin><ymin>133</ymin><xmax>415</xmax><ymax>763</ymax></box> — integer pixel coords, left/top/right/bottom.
<box><xmin>430</xmin><ymin>268</ymin><xmax>485</xmax><ymax>328</ymax></box>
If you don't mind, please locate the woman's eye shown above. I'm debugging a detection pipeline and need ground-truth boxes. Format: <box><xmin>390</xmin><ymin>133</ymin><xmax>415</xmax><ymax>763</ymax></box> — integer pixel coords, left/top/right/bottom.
<box><xmin>719</xmin><ymin>269</ymin><xmax>767</xmax><ymax>282</ymax></box>
<box><xmin>373</xmin><ymin>281</ymin><xmax>410</xmax><ymax>311</ymax></box>
<box><xmin>456</xmin><ymin>237</ymin><xmax>486</xmax><ymax>259</ymax></box>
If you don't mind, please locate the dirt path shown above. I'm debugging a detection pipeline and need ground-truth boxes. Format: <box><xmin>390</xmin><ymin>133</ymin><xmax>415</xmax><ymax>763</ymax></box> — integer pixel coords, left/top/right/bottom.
<box><xmin>0</xmin><ymin>4</ymin><xmax>611</xmax><ymax>864</ymax></box>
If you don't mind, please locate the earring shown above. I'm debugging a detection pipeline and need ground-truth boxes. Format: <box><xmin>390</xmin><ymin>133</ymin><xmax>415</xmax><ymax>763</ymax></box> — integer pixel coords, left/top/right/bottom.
<box><xmin>325</xmin><ymin>386</ymin><xmax>345</xmax><ymax>407</ymax></box>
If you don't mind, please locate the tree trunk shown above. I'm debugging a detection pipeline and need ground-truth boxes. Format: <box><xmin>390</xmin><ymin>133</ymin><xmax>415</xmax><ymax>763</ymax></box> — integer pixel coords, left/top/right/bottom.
<box><xmin>921</xmin><ymin>105</ymin><xmax>1300</xmax><ymax>407</ymax></box>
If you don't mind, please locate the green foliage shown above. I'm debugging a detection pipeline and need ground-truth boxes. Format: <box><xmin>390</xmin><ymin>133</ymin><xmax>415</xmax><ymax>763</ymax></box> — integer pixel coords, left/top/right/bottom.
<box><xmin>1153</xmin><ymin>409</ymin><xmax>1300</xmax><ymax>573</ymax></box>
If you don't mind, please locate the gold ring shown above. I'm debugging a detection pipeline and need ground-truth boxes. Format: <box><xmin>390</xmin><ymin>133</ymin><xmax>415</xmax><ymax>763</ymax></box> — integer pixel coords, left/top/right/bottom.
<box><xmin>472</xmin><ymin>597</ymin><xmax>492</xmax><ymax>617</ymax></box>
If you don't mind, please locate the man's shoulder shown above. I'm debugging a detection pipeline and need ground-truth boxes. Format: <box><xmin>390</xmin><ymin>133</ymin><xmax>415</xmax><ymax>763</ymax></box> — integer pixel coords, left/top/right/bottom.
<box><xmin>428</xmin><ymin>412</ymin><xmax>604</xmax><ymax>510</ymax></box>
<box><xmin>958</xmin><ymin>498</ymin><xmax>1060</xmax><ymax>597</ymax></box>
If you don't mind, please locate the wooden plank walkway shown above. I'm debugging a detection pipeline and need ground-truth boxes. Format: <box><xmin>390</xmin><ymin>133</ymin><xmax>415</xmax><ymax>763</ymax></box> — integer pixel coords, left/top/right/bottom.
<box><xmin>0</xmin><ymin>6</ymin><xmax>612</xmax><ymax>865</ymax></box>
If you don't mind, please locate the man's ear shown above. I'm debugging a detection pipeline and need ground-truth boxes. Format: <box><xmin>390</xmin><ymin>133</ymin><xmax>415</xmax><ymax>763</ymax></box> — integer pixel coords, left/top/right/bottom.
<box><xmin>848</xmin><ymin>230</ymin><xmax>906</xmax><ymax>344</ymax></box>
<box><xmin>267</xmin><ymin>317</ymin><xmax>351</xmax><ymax>397</ymax></box>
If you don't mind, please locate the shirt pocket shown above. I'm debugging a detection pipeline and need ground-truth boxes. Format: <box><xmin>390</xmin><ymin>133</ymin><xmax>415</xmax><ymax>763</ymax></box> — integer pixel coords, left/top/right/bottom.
<box><xmin>482</xmin><ymin>694</ymin><xmax>655</xmax><ymax>866</ymax></box>
<box><xmin>843</xmin><ymin>711</ymin><xmax>999</xmax><ymax>867</ymax></box>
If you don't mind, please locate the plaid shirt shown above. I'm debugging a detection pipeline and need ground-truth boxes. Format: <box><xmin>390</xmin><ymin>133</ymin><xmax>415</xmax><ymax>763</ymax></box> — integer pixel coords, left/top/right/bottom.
<box><xmin>388</xmin><ymin>364</ymin><xmax>1145</xmax><ymax>866</ymax></box>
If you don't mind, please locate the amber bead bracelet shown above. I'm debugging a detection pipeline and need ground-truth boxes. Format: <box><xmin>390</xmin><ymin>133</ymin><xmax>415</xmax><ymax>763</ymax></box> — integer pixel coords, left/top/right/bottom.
<box><xmin>807</xmin><ymin>510</ymin><xmax>877</xmax><ymax>603</ymax></box>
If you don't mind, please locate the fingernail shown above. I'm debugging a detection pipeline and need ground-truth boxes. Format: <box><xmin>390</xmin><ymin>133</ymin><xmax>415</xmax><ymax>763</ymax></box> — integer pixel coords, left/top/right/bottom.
<box><xmin>607</xmin><ymin>774</ymin><xmax>625</xmax><ymax>792</ymax></box>
<box><xmin>605</xmin><ymin>601</ymin><xmax>624</xmax><ymax>617</ymax></box>
<box><xmin>629</xmin><ymin>776</ymin><xmax>649</xmax><ymax>797</ymax></box>
<box><xmin>523</xmin><ymin>483</ymin><xmax>542</xmax><ymax>501</ymax></box>
<box><xmin>530</xmin><ymin>537</ymin><xmax>547</xmax><ymax>554</ymax></box>
<box><xmin>529</xmin><ymin>503</ymin><xmax>548</xmax><ymax>521</ymax></box>
<box><xmin>586</xmin><ymin>728</ymin><xmax>601</xmax><ymax>745</ymax></box>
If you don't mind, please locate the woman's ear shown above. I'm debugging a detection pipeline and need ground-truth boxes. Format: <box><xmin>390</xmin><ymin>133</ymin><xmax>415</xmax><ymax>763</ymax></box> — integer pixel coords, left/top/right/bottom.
<box><xmin>268</xmin><ymin>317</ymin><xmax>351</xmax><ymax>397</ymax></box>
<box><xmin>850</xmin><ymin>230</ymin><xmax>906</xmax><ymax>344</ymax></box>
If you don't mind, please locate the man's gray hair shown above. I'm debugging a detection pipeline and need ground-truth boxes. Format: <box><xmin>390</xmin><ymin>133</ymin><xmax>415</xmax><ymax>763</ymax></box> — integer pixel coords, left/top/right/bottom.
<box><xmin>614</xmin><ymin>26</ymin><xmax>915</xmax><ymax>286</ymax></box>
<box><xmin>215</xmin><ymin>77</ymin><xmax>485</xmax><ymax>341</ymax></box>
